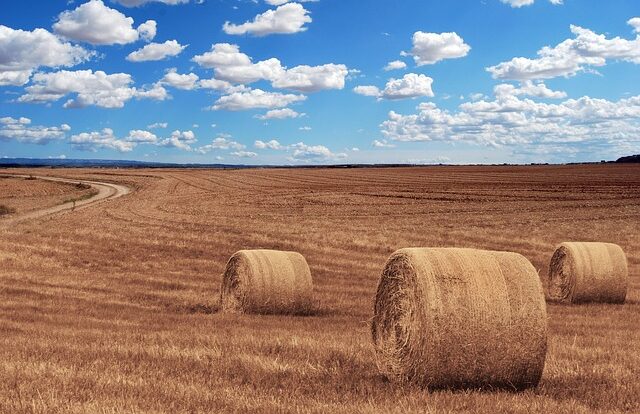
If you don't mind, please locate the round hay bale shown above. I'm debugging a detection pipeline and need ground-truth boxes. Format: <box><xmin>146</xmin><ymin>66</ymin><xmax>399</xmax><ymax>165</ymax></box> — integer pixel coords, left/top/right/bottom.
<box><xmin>220</xmin><ymin>249</ymin><xmax>313</xmax><ymax>314</ymax></box>
<box><xmin>547</xmin><ymin>242</ymin><xmax>628</xmax><ymax>304</ymax></box>
<box><xmin>371</xmin><ymin>248</ymin><xmax>547</xmax><ymax>390</ymax></box>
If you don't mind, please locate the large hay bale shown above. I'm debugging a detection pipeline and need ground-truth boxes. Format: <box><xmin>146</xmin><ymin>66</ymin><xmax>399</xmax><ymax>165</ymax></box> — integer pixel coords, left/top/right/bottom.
<box><xmin>547</xmin><ymin>242</ymin><xmax>628</xmax><ymax>304</ymax></box>
<box><xmin>371</xmin><ymin>248</ymin><xmax>547</xmax><ymax>390</ymax></box>
<box><xmin>220</xmin><ymin>249</ymin><xmax>313</xmax><ymax>314</ymax></box>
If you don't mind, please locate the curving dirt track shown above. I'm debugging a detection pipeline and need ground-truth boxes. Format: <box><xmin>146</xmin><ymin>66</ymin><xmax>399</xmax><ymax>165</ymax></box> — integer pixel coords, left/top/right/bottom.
<box><xmin>0</xmin><ymin>174</ymin><xmax>130</xmax><ymax>226</ymax></box>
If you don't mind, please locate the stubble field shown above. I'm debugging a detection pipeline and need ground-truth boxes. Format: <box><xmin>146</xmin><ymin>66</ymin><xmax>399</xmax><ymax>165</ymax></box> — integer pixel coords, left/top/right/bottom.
<box><xmin>0</xmin><ymin>164</ymin><xmax>639</xmax><ymax>413</ymax></box>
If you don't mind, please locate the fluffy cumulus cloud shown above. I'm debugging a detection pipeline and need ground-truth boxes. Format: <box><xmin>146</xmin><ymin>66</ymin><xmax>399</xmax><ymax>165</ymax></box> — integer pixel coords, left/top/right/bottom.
<box><xmin>271</xmin><ymin>64</ymin><xmax>348</xmax><ymax>92</ymax></box>
<box><xmin>70</xmin><ymin>128</ymin><xmax>135</xmax><ymax>152</ymax></box>
<box><xmin>254</xmin><ymin>139</ymin><xmax>284</xmax><ymax>149</ymax></box>
<box><xmin>379</xmin><ymin>85</ymin><xmax>640</xmax><ymax>157</ymax></box>
<box><xmin>384</xmin><ymin>60</ymin><xmax>407</xmax><ymax>71</ymax></box>
<box><xmin>160</xmin><ymin>68</ymin><xmax>200</xmax><ymax>90</ymax></box>
<box><xmin>18</xmin><ymin>70</ymin><xmax>166</xmax><ymax>108</ymax></box>
<box><xmin>126</xmin><ymin>129</ymin><xmax>158</xmax><ymax>143</ymax></box>
<box><xmin>159</xmin><ymin>130</ymin><xmax>197</xmax><ymax>150</ymax></box>
<box><xmin>630</xmin><ymin>18</ymin><xmax>640</xmax><ymax>34</ymax></box>
<box><xmin>256</xmin><ymin>108</ymin><xmax>304</xmax><ymax>120</ymax></box>
<box><xmin>354</xmin><ymin>73</ymin><xmax>434</xmax><ymax>100</ymax></box>
<box><xmin>223</xmin><ymin>3</ymin><xmax>311</xmax><ymax>36</ymax></box>
<box><xmin>127</xmin><ymin>40</ymin><xmax>186</xmax><ymax>62</ymax></box>
<box><xmin>404</xmin><ymin>31</ymin><xmax>471</xmax><ymax>66</ymax></box>
<box><xmin>252</xmin><ymin>139</ymin><xmax>346</xmax><ymax>161</ymax></box>
<box><xmin>487</xmin><ymin>22</ymin><xmax>640</xmax><ymax>80</ymax></box>
<box><xmin>289</xmin><ymin>142</ymin><xmax>347</xmax><ymax>161</ymax></box>
<box><xmin>197</xmin><ymin>135</ymin><xmax>245</xmax><ymax>153</ymax></box>
<box><xmin>0</xmin><ymin>117</ymin><xmax>70</xmax><ymax>144</ymax></box>
<box><xmin>0</xmin><ymin>25</ymin><xmax>92</xmax><ymax>86</ymax></box>
<box><xmin>372</xmin><ymin>139</ymin><xmax>395</xmax><ymax>148</ymax></box>
<box><xmin>231</xmin><ymin>150</ymin><xmax>258</xmax><ymax>158</ymax></box>
<box><xmin>211</xmin><ymin>88</ymin><xmax>306</xmax><ymax>111</ymax></box>
<box><xmin>193</xmin><ymin>43</ymin><xmax>347</xmax><ymax>92</ymax></box>
<box><xmin>494</xmin><ymin>81</ymin><xmax>566</xmax><ymax>99</ymax></box>
<box><xmin>500</xmin><ymin>0</ymin><xmax>563</xmax><ymax>7</ymax></box>
<box><xmin>53</xmin><ymin>0</ymin><xmax>155</xmax><ymax>45</ymax></box>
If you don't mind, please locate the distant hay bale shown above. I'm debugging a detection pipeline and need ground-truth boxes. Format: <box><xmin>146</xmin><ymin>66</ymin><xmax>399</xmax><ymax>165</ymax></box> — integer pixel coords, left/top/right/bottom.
<box><xmin>220</xmin><ymin>249</ymin><xmax>313</xmax><ymax>314</ymax></box>
<box><xmin>548</xmin><ymin>242</ymin><xmax>628</xmax><ymax>304</ymax></box>
<box><xmin>371</xmin><ymin>248</ymin><xmax>547</xmax><ymax>390</ymax></box>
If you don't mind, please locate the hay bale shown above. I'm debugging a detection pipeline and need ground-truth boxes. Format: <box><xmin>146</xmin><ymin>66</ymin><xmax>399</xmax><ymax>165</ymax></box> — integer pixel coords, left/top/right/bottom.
<box><xmin>220</xmin><ymin>249</ymin><xmax>313</xmax><ymax>314</ymax></box>
<box><xmin>547</xmin><ymin>242</ymin><xmax>628</xmax><ymax>304</ymax></box>
<box><xmin>371</xmin><ymin>248</ymin><xmax>547</xmax><ymax>390</ymax></box>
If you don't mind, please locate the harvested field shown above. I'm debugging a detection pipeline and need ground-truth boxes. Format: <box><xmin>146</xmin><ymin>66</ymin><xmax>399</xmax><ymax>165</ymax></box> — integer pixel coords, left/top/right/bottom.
<box><xmin>0</xmin><ymin>164</ymin><xmax>639</xmax><ymax>413</ymax></box>
<box><xmin>0</xmin><ymin>175</ymin><xmax>96</xmax><ymax>215</ymax></box>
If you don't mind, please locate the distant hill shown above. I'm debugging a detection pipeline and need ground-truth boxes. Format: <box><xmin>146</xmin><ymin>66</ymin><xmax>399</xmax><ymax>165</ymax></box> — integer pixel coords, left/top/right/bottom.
<box><xmin>0</xmin><ymin>158</ymin><xmax>247</xmax><ymax>169</ymax></box>
<box><xmin>615</xmin><ymin>154</ymin><xmax>640</xmax><ymax>163</ymax></box>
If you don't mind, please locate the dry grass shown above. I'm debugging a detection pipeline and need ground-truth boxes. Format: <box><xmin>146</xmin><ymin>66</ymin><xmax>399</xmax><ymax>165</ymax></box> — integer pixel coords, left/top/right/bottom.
<box><xmin>0</xmin><ymin>175</ymin><xmax>96</xmax><ymax>215</ymax></box>
<box><xmin>0</xmin><ymin>165</ymin><xmax>639</xmax><ymax>413</ymax></box>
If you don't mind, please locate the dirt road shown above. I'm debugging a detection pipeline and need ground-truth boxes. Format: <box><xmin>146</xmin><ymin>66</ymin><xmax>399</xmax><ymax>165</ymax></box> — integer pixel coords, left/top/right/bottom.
<box><xmin>0</xmin><ymin>175</ymin><xmax>130</xmax><ymax>225</ymax></box>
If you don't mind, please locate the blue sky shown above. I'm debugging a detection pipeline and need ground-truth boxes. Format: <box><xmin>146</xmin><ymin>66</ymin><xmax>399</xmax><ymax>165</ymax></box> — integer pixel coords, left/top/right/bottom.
<box><xmin>1</xmin><ymin>0</ymin><xmax>639</xmax><ymax>164</ymax></box>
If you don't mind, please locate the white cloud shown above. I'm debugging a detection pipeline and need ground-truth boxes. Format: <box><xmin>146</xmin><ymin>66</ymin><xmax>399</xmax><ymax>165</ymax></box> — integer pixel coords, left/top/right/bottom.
<box><xmin>379</xmin><ymin>86</ymin><xmax>640</xmax><ymax>157</ymax></box>
<box><xmin>289</xmin><ymin>142</ymin><xmax>347</xmax><ymax>160</ymax></box>
<box><xmin>196</xmin><ymin>135</ymin><xmax>245</xmax><ymax>153</ymax></box>
<box><xmin>404</xmin><ymin>31</ymin><xmax>471</xmax><ymax>66</ymax></box>
<box><xmin>500</xmin><ymin>0</ymin><xmax>563</xmax><ymax>7</ymax></box>
<box><xmin>137</xmin><ymin>20</ymin><xmax>156</xmax><ymax>41</ymax></box>
<box><xmin>127</xmin><ymin>40</ymin><xmax>186</xmax><ymax>62</ymax></box>
<box><xmin>198</xmin><ymin>78</ymin><xmax>234</xmax><ymax>92</ymax></box>
<box><xmin>494</xmin><ymin>81</ymin><xmax>566</xmax><ymax>99</ymax></box>
<box><xmin>135</xmin><ymin>82</ymin><xmax>169</xmax><ymax>101</ymax></box>
<box><xmin>160</xmin><ymin>68</ymin><xmax>199</xmax><ymax>90</ymax></box>
<box><xmin>193</xmin><ymin>43</ymin><xmax>348</xmax><ymax>92</ymax></box>
<box><xmin>384</xmin><ymin>60</ymin><xmax>407</xmax><ymax>71</ymax></box>
<box><xmin>487</xmin><ymin>23</ymin><xmax>640</xmax><ymax>80</ymax></box>
<box><xmin>382</xmin><ymin>73</ymin><xmax>434</xmax><ymax>99</ymax></box>
<box><xmin>353</xmin><ymin>85</ymin><xmax>381</xmax><ymax>97</ymax></box>
<box><xmin>355</xmin><ymin>73</ymin><xmax>434</xmax><ymax>100</ymax></box>
<box><xmin>223</xmin><ymin>3</ymin><xmax>311</xmax><ymax>36</ymax></box>
<box><xmin>271</xmin><ymin>64</ymin><xmax>348</xmax><ymax>92</ymax></box>
<box><xmin>231</xmin><ymin>150</ymin><xmax>258</xmax><ymax>158</ymax></box>
<box><xmin>255</xmin><ymin>139</ymin><xmax>284</xmax><ymax>149</ymax></box>
<box><xmin>53</xmin><ymin>0</ymin><xmax>155</xmax><ymax>45</ymax></box>
<box><xmin>147</xmin><ymin>122</ymin><xmax>168</xmax><ymax>129</ymax></box>
<box><xmin>18</xmin><ymin>69</ymin><xmax>165</xmax><ymax>108</ymax></box>
<box><xmin>70</xmin><ymin>128</ymin><xmax>134</xmax><ymax>152</ymax></box>
<box><xmin>160</xmin><ymin>130</ymin><xmax>196</xmax><ymax>150</ymax></box>
<box><xmin>0</xmin><ymin>117</ymin><xmax>70</xmax><ymax>144</ymax></box>
<box><xmin>256</xmin><ymin>108</ymin><xmax>304</xmax><ymax>120</ymax></box>
<box><xmin>113</xmin><ymin>0</ymin><xmax>190</xmax><ymax>7</ymax></box>
<box><xmin>212</xmin><ymin>88</ymin><xmax>306</xmax><ymax>111</ymax></box>
<box><xmin>629</xmin><ymin>18</ymin><xmax>640</xmax><ymax>34</ymax></box>
<box><xmin>193</xmin><ymin>43</ymin><xmax>283</xmax><ymax>84</ymax></box>
<box><xmin>126</xmin><ymin>129</ymin><xmax>158</xmax><ymax>143</ymax></box>
<box><xmin>372</xmin><ymin>139</ymin><xmax>395</xmax><ymax>148</ymax></box>
<box><xmin>0</xmin><ymin>25</ymin><xmax>92</xmax><ymax>86</ymax></box>
<box><xmin>299</xmin><ymin>126</ymin><xmax>311</xmax><ymax>131</ymax></box>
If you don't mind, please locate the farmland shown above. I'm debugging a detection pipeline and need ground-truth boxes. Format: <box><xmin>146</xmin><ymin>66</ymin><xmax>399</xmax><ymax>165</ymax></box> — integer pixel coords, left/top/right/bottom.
<box><xmin>0</xmin><ymin>164</ymin><xmax>639</xmax><ymax>413</ymax></box>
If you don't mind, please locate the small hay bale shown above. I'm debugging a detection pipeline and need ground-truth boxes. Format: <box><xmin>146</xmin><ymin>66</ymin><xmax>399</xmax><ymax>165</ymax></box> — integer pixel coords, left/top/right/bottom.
<box><xmin>371</xmin><ymin>248</ymin><xmax>547</xmax><ymax>390</ymax></box>
<box><xmin>547</xmin><ymin>242</ymin><xmax>628</xmax><ymax>304</ymax></box>
<box><xmin>220</xmin><ymin>249</ymin><xmax>313</xmax><ymax>314</ymax></box>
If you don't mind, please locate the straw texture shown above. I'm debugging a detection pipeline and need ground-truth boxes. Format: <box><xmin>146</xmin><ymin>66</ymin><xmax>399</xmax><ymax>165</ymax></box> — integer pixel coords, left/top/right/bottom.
<box><xmin>548</xmin><ymin>242</ymin><xmax>628</xmax><ymax>304</ymax></box>
<box><xmin>220</xmin><ymin>249</ymin><xmax>313</xmax><ymax>314</ymax></box>
<box><xmin>371</xmin><ymin>248</ymin><xmax>548</xmax><ymax>390</ymax></box>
